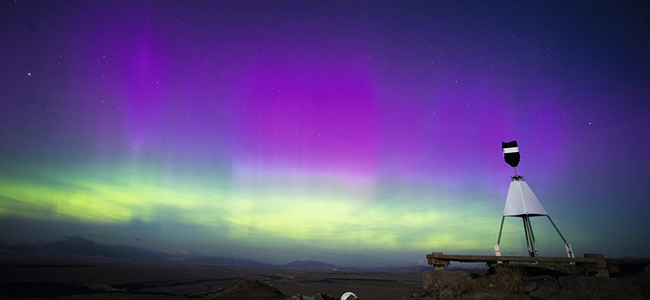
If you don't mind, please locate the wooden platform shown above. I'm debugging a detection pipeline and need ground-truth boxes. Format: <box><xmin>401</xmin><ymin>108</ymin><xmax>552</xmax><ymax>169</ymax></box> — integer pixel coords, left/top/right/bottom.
<box><xmin>427</xmin><ymin>252</ymin><xmax>599</xmax><ymax>264</ymax></box>
<box><xmin>427</xmin><ymin>252</ymin><xmax>612</xmax><ymax>276</ymax></box>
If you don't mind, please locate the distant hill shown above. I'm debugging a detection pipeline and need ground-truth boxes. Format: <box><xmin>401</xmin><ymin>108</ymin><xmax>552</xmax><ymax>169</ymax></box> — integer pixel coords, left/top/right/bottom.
<box><xmin>0</xmin><ymin>236</ymin><xmax>172</xmax><ymax>261</ymax></box>
<box><xmin>0</xmin><ymin>236</ymin><xmax>338</xmax><ymax>269</ymax></box>
<box><xmin>185</xmin><ymin>256</ymin><xmax>271</xmax><ymax>267</ymax></box>
<box><xmin>283</xmin><ymin>260</ymin><xmax>336</xmax><ymax>270</ymax></box>
<box><xmin>42</xmin><ymin>236</ymin><xmax>119</xmax><ymax>257</ymax></box>
<box><xmin>41</xmin><ymin>236</ymin><xmax>172</xmax><ymax>261</ymax></box>
<box><xmin>0</xmin><ymin>237</ymin><xmax>425</xmax><ymax>271</ymax></box>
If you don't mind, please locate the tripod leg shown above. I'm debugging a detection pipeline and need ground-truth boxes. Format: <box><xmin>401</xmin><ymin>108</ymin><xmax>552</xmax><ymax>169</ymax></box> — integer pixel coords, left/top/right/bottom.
<box><xmin>546</xmin><ymin>215</ymin><xmax>568</xmax><ymax>243</ymax></box>
<box><xmin>497</xmin><ymin>216</ymin><xmax>505</xmax><ymax>245</ymax></box>
<box><xmin>527</xmin><ymin>216</ymin><xmax>538</xmax><ymax>257</ymax></box>
<box><xmin>547</xmin><ymin>216</ymin><xmax>574</xmax><ymax>258</ymax></box>
<box><xmin>495</xmin><ymin>216</ymin><xmax>505</xmax><ymax>259</ymax></box>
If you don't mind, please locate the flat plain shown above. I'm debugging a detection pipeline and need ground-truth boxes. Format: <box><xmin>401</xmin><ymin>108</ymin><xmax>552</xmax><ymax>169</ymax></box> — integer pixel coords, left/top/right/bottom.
<box><xmin>0</xmin><ymin>255</ymin><xmax>424</xmax><ymax>300</ymax></box>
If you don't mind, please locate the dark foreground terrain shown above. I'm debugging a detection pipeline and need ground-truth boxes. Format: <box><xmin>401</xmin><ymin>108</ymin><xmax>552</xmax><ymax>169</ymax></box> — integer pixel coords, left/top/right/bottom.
<box><xmin>0</xmin><ymin>255</ymin><xmax>423</xmax><ymax>300</ymax></box>
<box><xmin>3</xmin><ymin>254</ymin><xmax>649</xmax><ymax>300</ymax></box>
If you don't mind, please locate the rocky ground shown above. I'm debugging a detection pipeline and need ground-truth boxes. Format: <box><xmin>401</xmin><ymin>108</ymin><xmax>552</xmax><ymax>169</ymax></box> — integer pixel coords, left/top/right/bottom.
<box><xmin>412</xmin><ymin>264</ymin><xmax>650</xmax><ymax>300</ymax></box>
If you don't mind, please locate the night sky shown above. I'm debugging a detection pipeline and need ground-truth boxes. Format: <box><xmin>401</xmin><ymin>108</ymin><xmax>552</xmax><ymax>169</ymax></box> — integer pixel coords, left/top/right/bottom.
<box><xmin>1</xmin><ymin>1</ymin><xmax>649</xmax><ymax>267</ymax></box>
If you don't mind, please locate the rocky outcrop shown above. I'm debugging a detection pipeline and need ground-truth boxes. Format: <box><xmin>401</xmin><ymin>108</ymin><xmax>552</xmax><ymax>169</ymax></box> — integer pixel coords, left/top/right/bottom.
<box><xmin>422</xmin><ymin>270</ymin><xmax>474</xmax><ymax>299</ymax></box>
<box><xmin>413</xmin><ymin>265</ymin><xmax>649</xmax><ymax>300</ymax></box>
<box><xmin>311</xmin><ymin>292</ymin><xmax>338</xmax><ymax>300</ymax></box>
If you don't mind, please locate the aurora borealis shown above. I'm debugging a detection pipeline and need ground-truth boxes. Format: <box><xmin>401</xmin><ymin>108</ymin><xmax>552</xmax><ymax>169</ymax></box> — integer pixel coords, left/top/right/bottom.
<box><xmin>1</xmin><ymin>1</ymin><xmax>649</xmax><ymax>266</ymax></box>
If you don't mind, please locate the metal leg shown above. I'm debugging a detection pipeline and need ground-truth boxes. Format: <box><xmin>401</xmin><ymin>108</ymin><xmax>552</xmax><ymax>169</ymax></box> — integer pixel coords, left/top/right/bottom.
<box><xmin>565</xmin><ymin>243</ymin><xmax>575</xmax><ymax>259</ymax></box>
<box><xmin>527</xmin><ymin>216</ymin><xmax>538</xmax><ymax>257</ymax></box>
<box><xmin>547</xmin><ymin>216</ymin><xmax>574</xmax><ymax>258</ymax></box>
<box><xmin>497</xmin><ymin>216</ymin><xmax>505</xmax><ymax>245</ymax></box>
<box><xmin>495</xmin><ymin>216</ymin><xmax>505</xmax><ymax>258</ymax></box>
<box><xmin>546</xmin><ymin>215</ymin><xmax>568</xmax><ymax>243</ymax></box>
<box><xmin>522</xmin><ymin>217</ymin><xmax>532</xmax><ymax>257</ymax></box>
<box><xmin>522</xmin><ymin>216</ymin><xmax>538</xmax><ymax>257</ymax></box>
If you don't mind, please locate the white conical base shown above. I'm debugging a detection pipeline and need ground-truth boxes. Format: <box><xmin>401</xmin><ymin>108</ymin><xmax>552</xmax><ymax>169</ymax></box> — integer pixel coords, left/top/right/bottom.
<box><xmin>503</xmin><ymin>180</ymin><xmax>547</xmax><ymax>216</ymax></box>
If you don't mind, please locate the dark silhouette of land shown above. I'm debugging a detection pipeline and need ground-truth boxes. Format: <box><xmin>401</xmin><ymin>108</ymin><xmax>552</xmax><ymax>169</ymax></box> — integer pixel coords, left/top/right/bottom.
<box><xmin>2</xmin><ymin>237</ymin><xmax>648</xmax><ymax>299</ymax></box>
<box><xmin>0</xmin><ymin>237</ymin><xmax>424</xmax><ymax>299</ymax></box>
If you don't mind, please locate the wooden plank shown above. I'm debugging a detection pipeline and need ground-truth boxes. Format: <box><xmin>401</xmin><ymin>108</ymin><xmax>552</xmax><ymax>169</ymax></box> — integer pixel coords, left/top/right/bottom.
<box><xmin>426</xmin><ymin>252</ymin><xmax>598</xmax><ymax>264</ymax></box>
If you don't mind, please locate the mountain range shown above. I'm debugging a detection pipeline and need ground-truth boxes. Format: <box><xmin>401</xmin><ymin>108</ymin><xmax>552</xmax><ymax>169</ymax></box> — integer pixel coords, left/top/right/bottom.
<box><xmin>0</xmin><ymin>236</ymin><xmax>345</xmax><ymax>270</ymax></box>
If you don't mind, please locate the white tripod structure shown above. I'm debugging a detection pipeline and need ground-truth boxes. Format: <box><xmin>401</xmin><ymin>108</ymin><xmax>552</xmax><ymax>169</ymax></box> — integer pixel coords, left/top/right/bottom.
<box><xmin>494</xmin><ymin>141</ymin><xmax>574</xmax><ymax>259</ymax></box>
